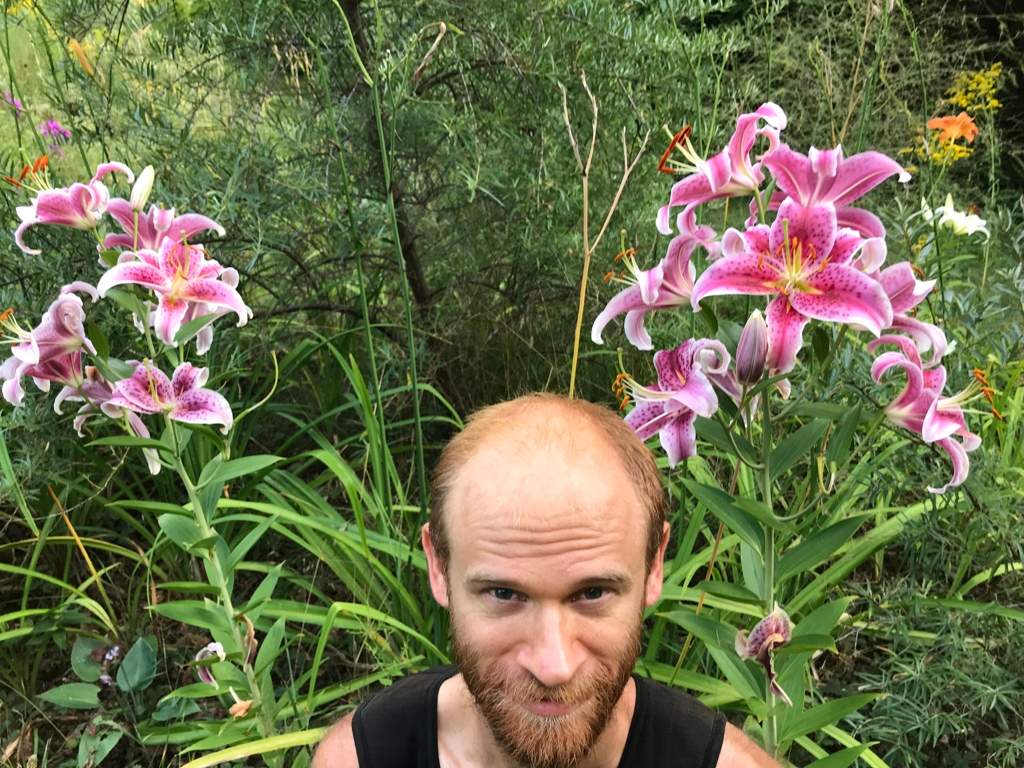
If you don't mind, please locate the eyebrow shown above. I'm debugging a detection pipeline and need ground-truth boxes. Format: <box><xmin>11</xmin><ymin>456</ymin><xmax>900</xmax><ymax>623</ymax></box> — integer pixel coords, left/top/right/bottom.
<box><xmin>463</xmin><ymin>571</ymin><xmax>635</xmax><ymax>593</ymax></box>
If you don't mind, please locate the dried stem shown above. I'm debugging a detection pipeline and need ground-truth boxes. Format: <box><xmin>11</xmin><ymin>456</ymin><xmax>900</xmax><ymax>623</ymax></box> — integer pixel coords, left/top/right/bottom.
<box><xmin>561</xmin><ymin>71</ymin><xmax>650</xmax><ymax>398</ymax></box>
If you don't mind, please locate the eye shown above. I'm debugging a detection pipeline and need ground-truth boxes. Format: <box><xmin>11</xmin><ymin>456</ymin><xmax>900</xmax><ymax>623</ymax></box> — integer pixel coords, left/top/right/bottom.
<box><xmin>490</xmin><ymin>588</ymin><xmax>519</xmax><ymax>601</ymax></box>
<box><xmin>576</xmin><ymin>587</ymin><xmax>607</xmax><ymax>601</ymax></box>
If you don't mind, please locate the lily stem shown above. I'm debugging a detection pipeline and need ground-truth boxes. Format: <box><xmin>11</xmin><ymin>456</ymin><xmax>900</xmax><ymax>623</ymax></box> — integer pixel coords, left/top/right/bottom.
<box><xmin>759</xmin><ymin>376</ymin><xmax>778</xmax><ymax>757</ymax></box>
<box><xmin>168</xmin><ymin>419</ymin><xmax>275</xmax><ymax>746</ymax></box>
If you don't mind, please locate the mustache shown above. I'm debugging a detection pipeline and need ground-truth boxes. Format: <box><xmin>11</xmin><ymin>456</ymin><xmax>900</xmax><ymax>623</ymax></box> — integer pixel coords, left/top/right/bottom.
<box><xmin>478</xmin><ymin>672</ymin><xmax>604</xmax><ymax>707</ymax></box>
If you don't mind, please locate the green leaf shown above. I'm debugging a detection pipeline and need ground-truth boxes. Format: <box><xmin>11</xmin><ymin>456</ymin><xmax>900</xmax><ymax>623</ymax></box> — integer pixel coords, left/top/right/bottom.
<box><xmin>38</xmin><ymin>682</ymin><xmax>100</xmax><ymax>709</ymax></box>
<box><xmin>769</xmin><ymin>419</ymin><xmax>830</xmax><ymax>482</ymax></box>
<box><xmin>694</xmin><ymin>417</ymin><xmax>757</xmax><ymax>462</ymax></box>
<box><xmin>152</xmin><ymin>696</ymin><xmax>202</xmax><ymax>722</ymax></box>
<box><xmin>88</xmin><ymin>435</ymin><xmax>168</xmax><ymax>451</ymax></box>
<box><xmin>699</xmin><ymin>304</ymin><xmax>718</xmax><ymax>336</ymax></box>
<box><xmin>918</xmin><ymin>598</ymin><xmax>1024</xmax><ymax>623</ymax></box>
<box><xmin>776</xmin><ymin>634</ymin><xmax>838</xmax><ymax>654</ymax></box>
<box><xmin>86</xmin><ymin>320</ymin><xmax>110</xmax><ymax>361</ymax></box>
<box><xmin>71</xmin><ymin>637</ymin><xmax>106</xmax><ymax>682</ymax></box>
<box><xmin>78</xmin><ymin>722</ymin><xmax>125</xmax><ymax>767</ymax></box>
<box><xmin>682</xmin><ymin>479</ymin><xmax>762</xmax><ymax>554</ymax></box>
<box><xmin>107</xmin><ymin>358</ymin><xmax>138</xmax><ymax>380</ymax></box>
<box><xmin>780</xmin><ymin>693</ymin><xmax>879</xmax><ymax>741</ymax></box>
<box><xmin>811</xmin><ymin>325</ymin><xmax>831</xmax><ymax>367</ymax></box>
<box><xmin>159</xmin><ymin>513</ymin><xmax>205</xmax><ymax>552</ymax></box>
<box><xmin>255</xmin><ymin>617</ymin><xmax>287</xmax><ymax>677</ymax></box>
<box><xmin>692</xmin><ymin>580</ymin><xmax>760</xmax><ymax>604</ymax></box>
<box><xmin>116</xmin><ymin>637</ymin><xmax>157</xmax><ymax>692</ymax></box>
<box><xmin>173</xmin><ymin>312</ymin><xmax>219</xmax><ymax>346</ymax></box>
<box><xmin>150</xmin><ymin>601</ymin><xmax>231</xmax><ymax>633</ymax></box>
<box><xmin>198</xmin><ymin>455</ymin><xmax>284</xmax><ymax>490</ymax></box>
<box><xmin>804</xmin><ymin>744</ymin><xmax>877</xmax><ymax>768</ymax></box>
<box><xmin>226</xmin><ymin>514</ymin><xmax>280</xmax><ymax>571</ymax></box>
<box><xmin>776</xmin><ymin>517</ymin><xmax>869</xmax><ymax>582</ymax></box>
<box><xmin>732</xmin><ymin>498</ymin><xmax>789</xmax><ymax>532</ymax></box>
<box><xmin>825</xmin><ymin>402</ymin><xmax>862</xmax><ymax>467</ymax></box>
<box><xmin>658</xmin><ymin>610</ymin><xmax>761</xmax><ymax>701</ymax></box>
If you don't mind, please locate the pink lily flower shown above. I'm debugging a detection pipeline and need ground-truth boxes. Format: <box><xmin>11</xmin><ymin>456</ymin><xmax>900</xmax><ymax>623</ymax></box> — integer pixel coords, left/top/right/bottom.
<box><xmin>759</xmin><ymin>144</ymin><xmax>910</xmax><ymax>238</ymax></box>
<box><xmin>691</xmin><ymin>198</ymin><xmax>893</xmax><ymax>383</ymax></box>
<box><xmin>592</xmin><ymin>208</ymin><xmax>717</xmax><ymax>350</ymax></box>
<box><xmin>1</xmin><ymin>284</ymin><xmax>100</xmax><ymax>405</ymax></box>
<box><xmin>621</xmin><ymin>338</ymin><xmax>730</xmax><ymax>466</ymax></box>
<box><xmin>735</xmin><ymin>604</ymin><xmax>793</xmax><ymax>707</ymax></box>
<box><xmin>55</xmin><ymin>366</ymin><xmax>161</xmax><ymax>474</ymax></box>
<box><xmin>5</xmin><ymin>284</ymin><xmax>98</xmax><ymax>366</ymax></box>
<box><xmin>1</xmin><ymin>348</ymin><xmax>84</xmax><ymax>406</ymax></box>
<box><xmin>657</xmin><ymin>103</ymin><xmax>787</xmax><ymax>235</ymax></box>
<box><xmin>106</xmin><ymin>360</ymin><xmax>234</xmax><ymax>434</ymax></box>
<box><xmin>14</xmin><ymin>161</ymin><xmax>134</xmax><ymax>254</ymax></box>
<box><xmin>102</xmin><ymin>199</ymin><xmax>225</xmax><ymax>252</ymax></box>
<box><xmin>875</xmin><ymin>262</ymin><xmax>946</xmax><ymax>365</ymax></box>
<box><xmin>869</xmin><ymin>335</ymin><xmax>981</xmax><ymax>493</ymax></box>
<box><xmin>96</xmin><ymin>239</ymin><xmax>251</xmax><ymax>347</ymax></box>
<box><xmin>130</xmin><ymin>266</ymin><xmax>242</xmax><ymax>355</ymax></box>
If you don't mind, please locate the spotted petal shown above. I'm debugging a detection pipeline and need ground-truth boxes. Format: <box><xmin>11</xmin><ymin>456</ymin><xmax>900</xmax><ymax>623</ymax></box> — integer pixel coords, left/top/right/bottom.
<box><xmin>788</xmin><ymin>265</ymin><xmax>893</xmax><ymax>336</ymax></box>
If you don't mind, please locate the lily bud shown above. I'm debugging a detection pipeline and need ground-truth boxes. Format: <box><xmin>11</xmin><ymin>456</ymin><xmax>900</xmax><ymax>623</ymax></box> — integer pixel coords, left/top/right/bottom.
<box><xmin>130</xmin><ymin>165</ymin><xmax>155</xmax><ymax>212</ymax></box>
<box><xmin>735</xmin><ymin>310</ymin><xmax>768</xmax><ymax>385</ymax></box>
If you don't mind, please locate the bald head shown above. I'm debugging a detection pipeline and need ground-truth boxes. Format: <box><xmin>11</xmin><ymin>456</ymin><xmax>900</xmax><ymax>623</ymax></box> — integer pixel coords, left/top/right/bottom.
<box><xmin>427</xmin><ymin>393</ymin><xmax>668</xmax><ymax>571</ymax></box>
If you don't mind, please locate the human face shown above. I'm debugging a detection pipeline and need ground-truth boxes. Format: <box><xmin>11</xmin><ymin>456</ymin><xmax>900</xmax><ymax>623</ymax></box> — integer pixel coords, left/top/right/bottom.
<box><xmin>423</xmin><ymin>433</ymin><xmax>669</xmax><ymax>768</ymax></box>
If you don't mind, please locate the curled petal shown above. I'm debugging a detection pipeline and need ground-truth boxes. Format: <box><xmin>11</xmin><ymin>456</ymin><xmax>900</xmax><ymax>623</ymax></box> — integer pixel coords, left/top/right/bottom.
<box><xmin>927</xmin><ymin>436</ymin><xmax>972</xmax><ymax>494</ymax></box>
<box><xmin>91</xmin><ymin>162</ymin><xmax>135</xmax><ymax>184</ymax></box>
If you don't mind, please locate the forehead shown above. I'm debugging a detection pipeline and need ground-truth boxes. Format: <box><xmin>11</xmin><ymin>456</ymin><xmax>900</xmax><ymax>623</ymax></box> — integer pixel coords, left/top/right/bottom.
<box><xmin>444</xmin><ymin>419</ymin><xmax>647</xmax><ymax>575</ymax></box>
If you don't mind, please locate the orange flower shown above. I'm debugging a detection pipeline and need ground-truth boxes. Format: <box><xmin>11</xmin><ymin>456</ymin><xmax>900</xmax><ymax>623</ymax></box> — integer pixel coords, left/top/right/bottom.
<box><xmin>926</xmin><ymin>112</ymin><xmax>978</xmax><ymax>143</ymax></box>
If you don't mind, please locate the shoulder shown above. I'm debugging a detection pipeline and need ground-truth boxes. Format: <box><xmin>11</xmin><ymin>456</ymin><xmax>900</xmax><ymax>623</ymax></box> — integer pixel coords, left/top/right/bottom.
<box><xmin>312</xmin><ymin>713</ymin><xmax>357</xmax><ymax>768</ymax></box>
<box><xmin>717</xmin><ymin>722</ymin><xmax>782</xmax><ymax>767</ymax></box>
<box><xmin>313</xmin><ymin>666</ymin><xmax>457</xmax><ymax>768</ymax></box>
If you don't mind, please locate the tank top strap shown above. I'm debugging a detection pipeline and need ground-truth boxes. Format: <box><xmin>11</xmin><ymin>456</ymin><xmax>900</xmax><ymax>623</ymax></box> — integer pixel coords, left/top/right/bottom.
<box><xmin>352</xmin><ymin>665</ymin><xmax>457</xmax><ymax>768</ymax></box>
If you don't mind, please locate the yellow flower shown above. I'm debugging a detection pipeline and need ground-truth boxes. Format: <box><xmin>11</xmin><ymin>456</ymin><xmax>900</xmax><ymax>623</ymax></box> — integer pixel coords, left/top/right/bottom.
<box><xmin>946</xmin><ymin>62</ymin><xmax>1003</xmax><ymax>113</ymax></box>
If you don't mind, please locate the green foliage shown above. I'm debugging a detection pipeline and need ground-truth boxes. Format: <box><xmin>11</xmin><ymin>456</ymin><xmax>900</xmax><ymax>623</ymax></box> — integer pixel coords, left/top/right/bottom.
<box><xmin>0</xmin><ymin>0</ymin><xmax>1022</xmax><ymax>766</ymax></box>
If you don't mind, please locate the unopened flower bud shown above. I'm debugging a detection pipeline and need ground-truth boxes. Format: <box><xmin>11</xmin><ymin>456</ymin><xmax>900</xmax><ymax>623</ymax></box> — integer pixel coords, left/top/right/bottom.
<box><xmin>735</xmin><ymin>310</ymin><xmax>768</xmax><ymax>385</ymax></box>
<box><xmin>130</xmin><ymin>165</ymin><xmax>155</xmax><ymax>212</ymax></box>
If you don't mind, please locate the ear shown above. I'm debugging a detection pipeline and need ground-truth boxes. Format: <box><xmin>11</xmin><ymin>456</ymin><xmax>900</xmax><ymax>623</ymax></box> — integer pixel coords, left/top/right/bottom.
<box><xmin>644</xmin><ymin>522</ymin><xmax>670</xmax><ymax>607</ymax></box>
<box><xmin>421</xmin><ymin>523</ymin><xmax>450</xmax><ymax>608</ymax></box>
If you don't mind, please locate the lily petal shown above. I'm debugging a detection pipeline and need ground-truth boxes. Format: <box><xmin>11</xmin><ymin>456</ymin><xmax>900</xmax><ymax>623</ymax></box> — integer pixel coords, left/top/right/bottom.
<box><xmin>789</xmin><ymin>266</ymin><xmax>893</xmax><ymax>335</ymax></box>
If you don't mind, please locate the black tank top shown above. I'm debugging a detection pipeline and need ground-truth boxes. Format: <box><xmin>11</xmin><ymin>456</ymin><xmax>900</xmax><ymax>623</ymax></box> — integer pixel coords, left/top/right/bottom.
<box><xmin>352</xmin><ymin>665</ymin><xmax>726</xmax><ymax>767</ymax></box>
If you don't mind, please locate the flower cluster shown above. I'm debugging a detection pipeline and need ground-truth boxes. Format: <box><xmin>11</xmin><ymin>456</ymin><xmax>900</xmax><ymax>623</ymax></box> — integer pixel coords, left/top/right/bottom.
<box><xmin>946</xmin><ymin>62</ymin><xmax>1003</xmax><ymax>114</ymax></box>
<box><xmin>593</xmin><ymin>103</ymin><xmax>981</xmax><ymax>494</ymax></box>
<box><xmin>37</xmin><ymin>119</ymin><xmax>72</xmax><ymax>158</ymax></box>
<box><xmin>1</xmin><ymin>158</ymin><xmax>250</xmax><ymax>474</ymax></box>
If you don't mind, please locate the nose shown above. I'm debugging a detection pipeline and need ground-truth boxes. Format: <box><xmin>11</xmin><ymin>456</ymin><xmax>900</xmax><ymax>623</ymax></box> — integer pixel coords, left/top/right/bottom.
<box><xmin>517</xmin><ymin>604</ymin><xmax>586</xmax><ymax>688</ymax></box>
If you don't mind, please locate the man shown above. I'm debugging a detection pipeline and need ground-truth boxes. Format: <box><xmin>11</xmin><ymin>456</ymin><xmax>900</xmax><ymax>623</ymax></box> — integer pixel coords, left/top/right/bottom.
<box><xmin>314</xmin><ymin>393</ymin><xmax>780</xmax><ymax>767</ymax></box>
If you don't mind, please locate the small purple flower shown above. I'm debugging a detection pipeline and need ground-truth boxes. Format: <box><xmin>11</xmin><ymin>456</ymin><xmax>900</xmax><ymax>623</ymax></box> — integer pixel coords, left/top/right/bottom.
<box><xmin>104</xmin><ymin>645</ymin><xmax>121</xmax><ymax>663</ymax></box>
<box><xmin>99</xmin><ymin>674</ymin><xmax>114</xmax><ymax>686</ymax></box>
<box><xmin>194</xmin><ymin>642</ymin><xmax>226</xmax><ymax>687</ymax></box>
<box><xmin>5</xmin><ymin>91</ymin><xmax>23</xmax><ymax>118</ymax></box>
<box><xmin>37</xmin><ymin>120</ymin><xmax>72</xmax><ymax>141</ymax></box>
<box><xmin>736</xmin><ymin>604</ymin><xmax>793</xmax><ymax>707</ymax></box>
